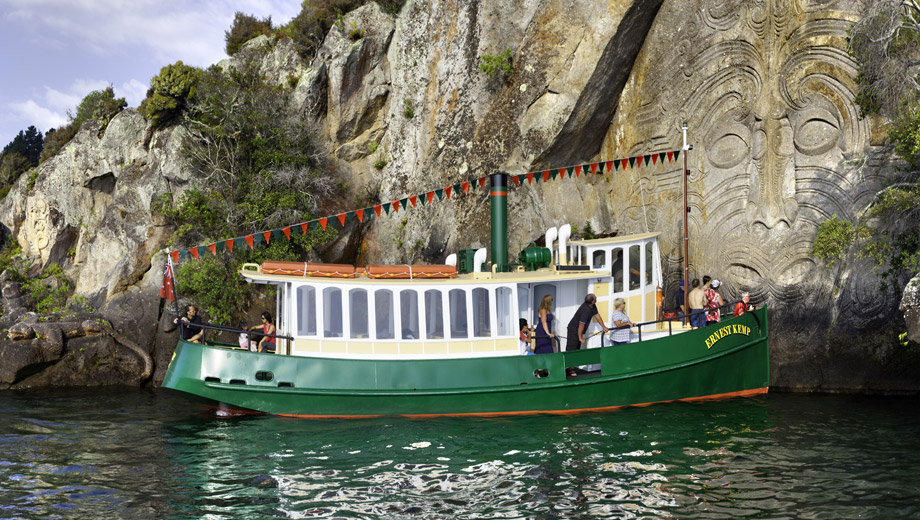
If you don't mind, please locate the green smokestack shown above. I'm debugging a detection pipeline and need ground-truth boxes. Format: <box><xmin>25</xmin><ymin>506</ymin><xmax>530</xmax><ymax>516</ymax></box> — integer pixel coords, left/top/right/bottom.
<box><xmin>490</xmin><ymin>173</ymin><xmax>508</xmax><ymax>270</ymax></box>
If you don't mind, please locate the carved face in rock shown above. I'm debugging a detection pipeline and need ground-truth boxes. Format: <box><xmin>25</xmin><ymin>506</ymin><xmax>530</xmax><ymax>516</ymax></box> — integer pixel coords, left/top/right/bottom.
<box><xmin>613</xmin><ymin>0</ymin><xmax>891</xmax><ymax>327</ymax></box>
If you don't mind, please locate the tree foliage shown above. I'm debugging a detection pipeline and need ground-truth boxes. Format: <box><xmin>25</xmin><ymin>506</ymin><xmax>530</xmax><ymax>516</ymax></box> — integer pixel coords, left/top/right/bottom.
<box><xmin>275</xmin><ymin>0</ymin><xmax>368</xmax><ymax>60</ymax></box>
<box><xmin>71</xmin><ymin>86</ymin><xmax>127</xmax><ymax>131</ymax></box>
<box><xmin>141</xmin><ymin>61</ymin><xmax>201</xmax><ymax>128</ymax></box>
<box><xmin>2</xmin><ymin>126</ymin><xmax>44</xmax><ymax>167</ymax></box>
<box><xmin>39</xmin><ymin>125</ymin><xmax>78</xmax><ymax>164</ymax></box>
<box><xmin>225</xmin><ymin>12</ymin><xmax>273</xmax><ymax>56</ymax></box>
<box><xmin>811</xmin><ymin>1</ymin><xmax>920</xmax><ymax>287</ymax></box>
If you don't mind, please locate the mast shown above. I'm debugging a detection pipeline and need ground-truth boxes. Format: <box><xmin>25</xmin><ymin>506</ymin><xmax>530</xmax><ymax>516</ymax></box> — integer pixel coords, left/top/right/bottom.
<box><xmin>682</xmin><ymin>122</ymin><xmax>691</xmax><ymax>322</ymax></box>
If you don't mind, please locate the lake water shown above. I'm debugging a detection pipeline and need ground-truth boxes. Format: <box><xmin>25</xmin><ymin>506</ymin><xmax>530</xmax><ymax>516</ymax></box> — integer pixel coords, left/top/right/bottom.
<box><xmin>0</xmin><ymin>389</ymin><xmax>917</xmax><ymax>519</ymax></box>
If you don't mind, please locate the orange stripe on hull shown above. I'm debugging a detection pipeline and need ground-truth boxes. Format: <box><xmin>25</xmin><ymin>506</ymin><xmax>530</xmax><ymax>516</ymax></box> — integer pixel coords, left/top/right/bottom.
<box><xmin>250</xmin><ymin>387</ymin><xmax>771</xmax><ymax>420</ymax></box>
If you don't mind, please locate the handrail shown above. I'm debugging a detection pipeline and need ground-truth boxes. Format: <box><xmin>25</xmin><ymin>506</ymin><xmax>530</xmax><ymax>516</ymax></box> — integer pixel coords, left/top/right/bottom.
<box><xmin>609</xmin><ymin>298</ymin><xmax>754</xmax><ymax>343</ymax></box>
<box><xmin>178</xmin><ymin>320</ymin><xmax>293</xmax><ymax>342</ymax></box>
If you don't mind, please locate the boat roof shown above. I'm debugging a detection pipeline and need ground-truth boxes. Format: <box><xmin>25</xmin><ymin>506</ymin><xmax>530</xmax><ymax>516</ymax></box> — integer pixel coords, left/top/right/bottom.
<box><xmin>567</xmin><ymin>231</ymin><xmax>660</xmax><ymax>247</ymax></box>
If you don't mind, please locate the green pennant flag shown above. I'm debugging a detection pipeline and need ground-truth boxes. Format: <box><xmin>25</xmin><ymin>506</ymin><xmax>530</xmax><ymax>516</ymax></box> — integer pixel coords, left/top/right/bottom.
<box><xmin>178</xmin><ymin>249</ymin><xmax>188</xmax><ymax>262</ymax></box>
<box><xmin>566</xmin><ymin>166</ymin><xmax>575</xmax><ymax>178</ymax></box>
<box><xmin>550</xmin><ymin>169</ymin><xmax>558</xmax><ymax>180</ymax></box>
<box><xmin>215</xmin><ymin>241</ymin><xmax>226</xmax><ymax>253</ymax></box>
<box><xmin>383</xmin><ymin>202</ymin><xmax>391</xmax><ymax>215</ymax></box>
<box><xmin>436</xmin><ymin>188</ymin><xmax>444</xmax><ymax>201</ymax></box>
<box><xmin>613</xmin><ymin>160</ymin><xmax>620</xmax><ymax>171</ymax></box>
<box><xmin>674</xmin><ymin>150</ymin><xmax>681</xmax><ymax>161</ymax></box>
<box><xmin>629</xmin><ymin>156</ymin><xmax>637</xmax><ymax>168</ymax></box>
<box><xmin>453</xmin><ymin>183</ymin><xmax>462</xmax><ymax>196</ymax></box>
<box><xmin>400</xmin><ymin>198</ymin><xmax>409</xmax><ymax>210</ymax></box>
<box><xmin>272</xmin><ymin>229</ymin><xmax>285</xmax><ymax>242</ymax></box>
<box><xmin>346</xmin><ymin>211</ymin><xmax>355</xmax><ymax>223</ymax></box>
<box><xmin>251</xmin><ymin>232</ymin><xmax>263</xmax><ymax>248</ymax></box>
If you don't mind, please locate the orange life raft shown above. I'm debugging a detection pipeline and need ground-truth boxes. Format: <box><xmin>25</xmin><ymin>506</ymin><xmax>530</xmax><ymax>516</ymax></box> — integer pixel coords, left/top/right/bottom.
<box><xmin>260</xmin><ymin>261</ymin><xmax>358</xmax><ymax>278</ymax></box>
<box><xmin>364</xmin><ymin>265</ymin><xmax>458</xmax><ymax>279</ymax></box>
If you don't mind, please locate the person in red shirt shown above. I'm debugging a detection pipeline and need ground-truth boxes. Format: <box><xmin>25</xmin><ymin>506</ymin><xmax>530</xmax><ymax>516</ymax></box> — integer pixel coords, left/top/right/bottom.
<box><xmin>734</xmin><ymin>292</ymin><xmax>753</xmax><ymax>317</ymax></box>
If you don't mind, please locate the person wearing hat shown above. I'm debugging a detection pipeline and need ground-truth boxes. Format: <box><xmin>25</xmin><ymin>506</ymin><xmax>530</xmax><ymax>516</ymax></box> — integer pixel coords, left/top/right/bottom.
<box><xmin>704</xmin><ymin>276</ymin><xmax>724</xmax><ymax>324</ymax></box>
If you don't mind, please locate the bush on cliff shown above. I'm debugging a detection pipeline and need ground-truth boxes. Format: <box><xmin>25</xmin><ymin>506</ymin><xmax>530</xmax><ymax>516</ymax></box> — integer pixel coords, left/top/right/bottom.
<box><xmin>37</xmin><ymin>87</ymin><xmax>126</xmax><ymax>164</ymax></box>
<box><xmin>141</xmin><ymin>61</ymin><xmax>201</xmax><ymax>128</ymax></box>
<box><xmin>226</xmin><ymin>12</ymin><xmax>274</xmax><ymax>56</ymax></box>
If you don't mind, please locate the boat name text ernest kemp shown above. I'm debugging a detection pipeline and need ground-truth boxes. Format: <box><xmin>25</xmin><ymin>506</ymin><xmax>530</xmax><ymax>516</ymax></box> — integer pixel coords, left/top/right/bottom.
<box><xmin>705</xmin><ymin>324</ymin><xmax>751</xmax><ymax>350</ymax></box>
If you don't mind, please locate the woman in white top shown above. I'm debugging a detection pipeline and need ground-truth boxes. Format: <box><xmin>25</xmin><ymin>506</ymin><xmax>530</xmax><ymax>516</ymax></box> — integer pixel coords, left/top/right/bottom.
<box><xmin>610</xmin><ymin>298</ymin><xmax>636</xmax><ymax>345</ymax></box>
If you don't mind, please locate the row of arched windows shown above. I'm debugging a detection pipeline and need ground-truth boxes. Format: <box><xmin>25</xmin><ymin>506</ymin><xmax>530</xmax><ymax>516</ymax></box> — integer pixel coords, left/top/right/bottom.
<box><xmin>295</xmin><ymin>285</ymin><xmax>515</xmax><ymax>341</ymax></box>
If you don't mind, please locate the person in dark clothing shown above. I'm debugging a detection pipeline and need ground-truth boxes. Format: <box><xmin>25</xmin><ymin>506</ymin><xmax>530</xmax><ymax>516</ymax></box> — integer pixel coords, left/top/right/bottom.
<box><xmin>174</xmin><ymin>305</ymin><xmax>203</xmax><ymax>343</ymax></box>
<box><xmin>566</xmin><ymin>294</ymin><xmax>609</xmax><ymax>351</ymax></box>
<box><xmin>676</xmin><ymin>280</ymin><xmax>686</xmax><ymax>324</ymax></box>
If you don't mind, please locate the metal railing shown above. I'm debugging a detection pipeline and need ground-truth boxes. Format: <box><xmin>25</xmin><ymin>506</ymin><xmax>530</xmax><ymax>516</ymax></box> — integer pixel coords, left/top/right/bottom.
<box><xmin>178</xmin><ymin>320</ymin><xmax>293</xmax><ymax>350</ymax></box>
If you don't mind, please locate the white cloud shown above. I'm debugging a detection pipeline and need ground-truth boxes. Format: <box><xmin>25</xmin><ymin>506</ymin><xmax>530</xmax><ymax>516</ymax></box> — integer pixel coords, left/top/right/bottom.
<box><xmin>8</xmin><ymin>100</ymin><xmax>67</xmax><ymax>133</ymax></box>
<box><xmin>118</xmin><ymin>79</ymin><xmax>149</xmax><ymax>108</ymax></box>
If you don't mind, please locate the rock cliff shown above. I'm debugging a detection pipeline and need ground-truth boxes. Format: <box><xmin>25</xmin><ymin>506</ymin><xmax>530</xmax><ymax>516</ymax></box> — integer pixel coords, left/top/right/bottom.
<box><xmin>0</xmin><ymin>0</ymin><xmax>916</xmax><ymax>391</ymax></box>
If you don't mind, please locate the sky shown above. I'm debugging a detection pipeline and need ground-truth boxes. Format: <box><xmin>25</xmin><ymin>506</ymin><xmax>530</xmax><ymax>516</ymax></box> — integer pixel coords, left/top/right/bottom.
<box><xmin>0</xmin><ymin>0</ymin><xmax>303</xmax><ymax>149</ymax></box>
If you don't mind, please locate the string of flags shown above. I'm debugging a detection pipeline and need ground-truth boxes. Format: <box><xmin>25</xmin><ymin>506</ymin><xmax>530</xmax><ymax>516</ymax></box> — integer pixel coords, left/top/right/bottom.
<box><xmin>166</xmin><ymin>150</ymin><xmax>682</xmax><ymax>264</ymax></box>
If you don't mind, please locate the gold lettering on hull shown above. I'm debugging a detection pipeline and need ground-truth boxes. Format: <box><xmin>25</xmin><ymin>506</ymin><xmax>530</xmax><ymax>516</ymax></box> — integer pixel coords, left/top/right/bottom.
<box><xmin>704</xmin><ymin>324</ymin><xmax>751</xmax><ymax>349</ymax></box>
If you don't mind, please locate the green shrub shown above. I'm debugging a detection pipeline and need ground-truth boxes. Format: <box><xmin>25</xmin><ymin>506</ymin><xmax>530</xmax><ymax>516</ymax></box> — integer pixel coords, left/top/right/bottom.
<box><xmin>480</xmin><ymin>48</ymin><xmax>513</xmax><ymax>78</ymax></box>
<box><xmin>71</xmin><ymin>86</ymin><xmax>127</xmax><ymax>132</ymax></box>
<box><xmin>811</xmin><ymin>215</ymin><xmax>859</xmax><ymax>267</ymax></box>
<box><xmin>274</xmin><ymin>0</ymin><xmax>366</xmax><ymax>60</ymax></box>
<box><xmin>141</xmin><ymin>61</ymin><xmax>201</xmax><ymax>128</ymax></box>
<box><xmin>403</xmin><ymin>97</ymin><xmax>414</xmax><ymax>119</ymax></box>
<box><xmin>225</xmin><ymin>12</ymin><xmax>273</xmax><ymax>56</ymax></box>
<box><xmin>583</xmin><ymin>221</ymin><xmax>595</xmax><ymax>240</ymax></box>
<box><xmin>39</xmin><ymin>125</ymin><xmax>78</xmax><ymax>163</ymax></box>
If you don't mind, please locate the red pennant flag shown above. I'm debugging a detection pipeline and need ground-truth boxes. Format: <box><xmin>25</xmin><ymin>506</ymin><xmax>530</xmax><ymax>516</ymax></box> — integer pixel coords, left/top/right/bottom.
<box><xmin>651</xmin><ymin>154</ymin><xmax>658</xmax><ymax>165</ymax></box>
<box><xmin>575</xmin><ymin>165</ymin><xmax>582</xmax><ymax>177</ymax></box>
<box><xmin>158</xmin><ymin>261</ymin><xmax>175</xmax><ymax>301</ymax></box>
<box><xmin>667</xmin><ymin>151</ymin><xmax>674</xmax><ymax>162</ymax></box>
<box><xmin>261</xmin><ymin>231</ymin><xmax>271</xmax><ymax>244</ymax></box>
<box><xmin>337</xmin><ymin>213</ymin><xmax>347</xmax><ymax>227</ymax></box>
<box><xmin>392</xmin><ymin>201</ymin><xmax>399</xmax><ymax>213</ymax></box>
<box><xmin>527</xmin><ymin>172</ymin><xmax>534</xmax><ymax>184</ymax></box>
<box><xmin>207</xmin><ymin>243</ymin><xmax>217</xmax><ymax>256</ymax></box>
<box><xmin>356</xmin><ymin>209</ymin><xmax>365</xmax><ymax>222</ymax></box>
<box><xmin>170</xmin><ymin>250</ymin><xmax>180</xmax><ymax>264</ymax></box>
<box><xmin>461</xmin><ymin>181</ymin><xmax>470</xmax><ymax>194</ymax></box>
<box><xmin>445</xmin><ymin>186</ymin><xmax>453</xmax><ymax>199</ymax></box>
<box><xmin>283</xmin><ymin>226</ymin><xmax>291</xmax><ymax>239</ymax></box>
<box><xmin>300</xmin><ymin>222</ymin><xmax>309</xmax><ymax>234</ymax></box>
<box><xmin>374</xmin><ymin>205</ymin><xmax>382</xmax><ymax>217</ymax></box>
<box><xmin>478</xmin><ymin>177</ymin><xmax>486</xmax><ymax>189</ymax></box>
<box><xmin>591</xmin><ymin>162</ymin><xmax>598</xmax><ymax>175</ymax></box>
<box><xmin>543</xmin><ymin>170</ymin><xmax>550</xmax><ymax>182</ymax></box>
<box><xmin>224</xmin><ymin>239</ymin><xmax>234</xmax><ymax>252</ymax></box>
<box><xmin>558</xmin><ymin>168</ymin><xmax>566</xmax><ymax>180</ymax></box>
<box><xmin>409</xmin><ymin>195</ymin><xmax>418</xmax><ymax>207</ymax></box>
<box><xmin>189</xmin><ymin>247</ymin><xmax>200</xmax><ymax>261</ymax></box>
<box><xmin>511</xmin><ymin>175</ymin><xmax>520</xmax><ymax>186</ymax></box>
<box><xmin>426</xmin><ymin>191</ymin><xmax>434</xmax><ymax>204</ymax></box>
<box><xmin>245</xmin><ymin>235</ymin><xmax>254</xmax><ymax>249</ymax></box>
<box><xmin>606</xmin><ymin>161</ymin><xmax>613</xmax><ymax>172</ymax></box>
<box><xmin>319</xmin><ymin>217</ymin><xmax>328</xmax><ymax>230</ymax></box>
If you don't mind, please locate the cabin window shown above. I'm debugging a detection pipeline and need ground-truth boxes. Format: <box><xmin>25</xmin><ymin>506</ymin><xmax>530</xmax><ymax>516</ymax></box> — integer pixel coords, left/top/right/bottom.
<box><xmin>592</xmin><ymin>250</ymin><xmax>605</xmax><ymax>268</ymax></box>
<box><xmin>612</xmin><ymin>247</ymin><xmax>625</xmax><ymax>292</ymax></box>
<box><xmin>296</xmin><ymin>285</ymin><xmax>316</xmax><ymax>336</ymax></box>
<box><xmin>349</xmin><ymin>289</ymin><xmax>369</xmax><ymax>339</ymax></box>
<box><xmin>400</xmin><ymin>290</ymin><xmax>419</xmax><ymax>340</ymax></box>
<box><xmin>322</xmin><ymin>287</ymin><xmax>343</xmax><ymax>338</ymax></box>
<box><xmin>496</xmin><ymin>286</ymin><xmax>513</xmax><ymax>336</ymax></box>
<box><xmin>424</xmin><ymin>289</ymin><xmax>444</xmax><ymax>339</ymax></box>
<box><xmin>449</xmin><ymin>289</ymin><xmax>468</xmax><ymax>339</ymax></box>
<box><xmin>472</xmin><ymin>288</ymin><xmax>490</xmax><ymax>337</ymax></box>
<box><xmin>645</xmin><ymin>241</ymin><xmax>654</xmax><ymax>287</ymax></box>
<box><xmin>628</xmin><ymin>245</ymin><xmax>641</xmax><ymax>290</ymax></box>
<box><xmin>375</xmin><ymin>289</ymin><xmax>395</xmax><ymax>339</ymax></box>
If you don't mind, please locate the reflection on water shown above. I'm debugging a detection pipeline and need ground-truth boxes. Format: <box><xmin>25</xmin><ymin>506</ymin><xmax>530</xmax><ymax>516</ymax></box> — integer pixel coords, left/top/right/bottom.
<box><xmin>0</xmin><ymin>389</ymin><xmax>918</xmax><ymax>519</ymax></box>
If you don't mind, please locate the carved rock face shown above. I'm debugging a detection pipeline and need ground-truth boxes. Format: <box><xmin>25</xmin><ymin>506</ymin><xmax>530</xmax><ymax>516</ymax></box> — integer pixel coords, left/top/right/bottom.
<box><xmin>603</xmin><ymin>0</ymin><xmax>913</xmax><ymax>388</ymax></box>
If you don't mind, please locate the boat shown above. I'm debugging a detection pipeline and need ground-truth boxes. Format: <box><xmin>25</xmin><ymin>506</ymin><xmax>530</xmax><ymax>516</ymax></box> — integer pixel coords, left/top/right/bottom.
<box><xmin>162</xmin><ymin>172</ymin><xmax>769</xmax><ymax>417</ymax></box>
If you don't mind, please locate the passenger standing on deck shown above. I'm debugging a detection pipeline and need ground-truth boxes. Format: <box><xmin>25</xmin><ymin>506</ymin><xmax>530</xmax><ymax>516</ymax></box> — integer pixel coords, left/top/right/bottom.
<box><xmin>688</xmin><ymin>279</ymin><xmax>707</xmax><ymax>329</ymax></box>
<box><xmin>705</xmin><ymin>278</ymin><xmax>724</xmax><ymax>324</ymax></box>
<box><xmin>734</xmin><ymin>292</ymin><xmax>754</xmax><ymax>317</ymax></box>
<box><xmin>566</xmin><ymin>293</ymin><xmax>609</xmax><ymax>351</ymax></box>
<box><xmin>610</xmin><ymin>298</ymin><xmax>636</xmax><ymax>345</ymax></box>
<box><xmin>534</xmin><ymin>295</ymin><xmax>555</xmax><ymax>354</ymax></box>
<box><xmin>248</xmin><ymin>312</ymin><xmax>277</xmax><ymax>353</ymax></box>
<box><xmin>675</xmin><ymin>280</ymin><xmax>687</xmax><ymax>324</ymax></box>
<box><xmin>519</xmin><ymin>318</ymin><xmax>535</xmax><ymax>355</ymax></box>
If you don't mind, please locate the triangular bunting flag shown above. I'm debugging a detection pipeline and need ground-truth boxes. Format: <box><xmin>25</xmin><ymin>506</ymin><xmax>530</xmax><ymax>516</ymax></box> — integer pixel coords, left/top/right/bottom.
<box><xmin>170</xmin><ymin>250</ymin><xmax>180</xmax><ymax>264</ymax></box>
<box><xmin>652</xmin><ymin>154</ymin><xmax>658</xmax><ymax>166</ymax></box>
<box><xmin>374</xmin><ymin>205</ymin><xmax>382</xmax><ymax>217</ymax></box>
<box><xmin>319</xmin><ymin>217</ymin><xmax>328</xmax><ymax>230</ymax></box>
<box><xmin>409</xmin><ymin>195</ymin><xmax>418</xmax><ymax>207</ymax></box>
<box><xmin>566</xmin><ymin>166</ymin><xmax>574</xmax><ymax>178</ymax></box>
<box><xmin>224</xmin><ymin>239</ymin><xmax>234</xmax><ymax>252</ymax></box>
<box><xmin>613</xmin><ymin>160</ymin><xmax>620</xmax><ymax>171</ymax></box>
<box><xmin>300</xmin><ymin>222</ymin><xmax>309</xmax><ymax>234</ymax></box>
<box><xmin>627</xmin><ymin>157</ymin><xmax>635</xmax><ymax>168</ymax></box>
<box><xmin>356</xmin><ymin>209</ymin><xmax>365</xmax><ymax>222</ymax></box>
<box><xmin>207</xmin><ymin>243</ymin><xmax>217</xmax><ymax>256</ymax></box>
<box><xmin>337</xmin><ymin>213</ymin><xmax>347</xmax><ymax>227</ymax></box>
<box><xmin>478</xmin><ymin>177</ymin><xmax>486</xmax><ymax>189</ymax></box>
<box><xmin>606</xmin><ymin>161</ymin><xmax>614</xmax><ymax>172</ymax></box>
<box><xmin>453</xmin><ymin>183</ymin><xmax>462</xmax><ymax>196</ymax></box>
<box><xmin>527</xmin><ymin>172</ymin><xmax>534</xmax><ymax>184</ymax></box>
<box><xmin>674</xmin><ymin>150</ymin><xmax>681</xmax><ymax>161</ymax></box>
<box><xmin>400</xmin><ymin>198</ymin><xmax>409</xmax><ymax>210</ymax></box>
<box><xmin>643</xmin><ymin>154</ymin><xmax>651</xmax><ymax>166</ymax></box>
<box><xmin>426</xmin><ymin>191</ymin><xmax>434</xmax><ymax>204</ymax></box>
<box><xmin>190</xmin><ymin>247</ymin><xmax>200</xmax><ymax>261</ymax></box>
<box><xmin>262</xmin><ymin>231</ymin><xmax>272</xmax><ymax>245</ymax></box>
<box><xmin>436</xmin><ymin>188</ymin><xmax>444</xmax><ymax>200</ymax></box>
<box><xmin>575</xmin><ymin>165</ymin><xmax>583</xmax><ymax>177</ymax></box>
<box><xmin>445</xmin><ymin>186</ymin><xmax>453</xmax><ymax>199</ymax></box>
<box><xmin>178</xmin><ymin>249</ymin><xmax>188</xmax><ymax>262</ymax></box>
<box><xmin>557</xmin><ymin>168</ymin><xmax>565</xmax><ymax>179</ymax></box>
<box><xmin>461</xmin><ymin>182</ymin><xmax>470</xmax><ymax>194</ymax></box>
<box><xmin>659</xmin><ymin>152</ymin><xmax>666</xmax><ymax>164</ymax></box>
<box><xmin>392</xmin><ymin>200</ymin><xmax>400</xmax><ymax>213</ymax></box>
<box><xmin>591</xmin><ymin>163</ymin><xmax>598</xmax><ymax>175</ymax></box>
<box><xmin>383</xmin><ymin>202</ymin><xmax>391</xmax><ymax>215</ymax></box>
<box><xmin>619</xmin><ymin>158</ymin><xmax>628</xmax><ymax>170</ymax></box>
<box><xmin>283</xmin><ymin>227</ymin><xmax>291</xmax><ymax>240</ymax></box>
<box><xmin>667</xmin><ymin>151</ymin><xmax>674</xmax><ymax>162</ymax></box>
<box><xmin>245</xmin><ymin>235</ymin><xmax>254</xmax><ymax>249</ymax></box>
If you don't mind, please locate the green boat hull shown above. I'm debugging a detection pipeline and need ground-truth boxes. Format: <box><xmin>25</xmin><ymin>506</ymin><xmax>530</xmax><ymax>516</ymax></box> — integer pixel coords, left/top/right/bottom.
<box><xmin>162</xmin><ymin>307</ymin><xmax>769</xmax><ymax>417</ymax></box>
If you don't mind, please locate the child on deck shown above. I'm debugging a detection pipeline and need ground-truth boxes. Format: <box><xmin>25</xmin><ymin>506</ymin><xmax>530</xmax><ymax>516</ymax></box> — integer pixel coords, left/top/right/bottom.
<box><xmin>519</xmin><ymin>318</ymin><xmax>534</xmax><ymax>355</ymax></box>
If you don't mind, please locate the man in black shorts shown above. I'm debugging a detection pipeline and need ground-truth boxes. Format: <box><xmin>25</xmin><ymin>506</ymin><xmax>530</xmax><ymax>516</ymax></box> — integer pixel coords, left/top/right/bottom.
<box><xmin>566</xmin><ymin>293</ymin><xmax>609</xmax><ymax>351</ymax></box>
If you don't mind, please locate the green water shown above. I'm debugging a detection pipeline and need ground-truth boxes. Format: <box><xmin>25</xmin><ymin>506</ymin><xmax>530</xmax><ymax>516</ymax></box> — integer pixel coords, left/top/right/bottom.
<box><xmin>0</xmin><ymin>389</ymin><xmax>917</xmax><ymax>519</ymax></box>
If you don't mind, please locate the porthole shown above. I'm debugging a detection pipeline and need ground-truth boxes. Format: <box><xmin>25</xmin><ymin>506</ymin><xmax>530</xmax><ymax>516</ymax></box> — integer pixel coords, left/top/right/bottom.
<box><xmin>229</xmin><ymin>379</ymin><xmax>246</xmax><ymax>385</ymax></box>
<box><xmin>255</xmin><ymin>371</ymin><xmax>274</xmax><ymax>382</ymax></box>
<box><xmin>205</xmin><ymin>376</ymin><xmax>220</xmax><ymax>383</ymax></box>
<box><xmin>533</xmin><ymin>369</ymin><xmax>549</xmax><ymax>379</ymax></box>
